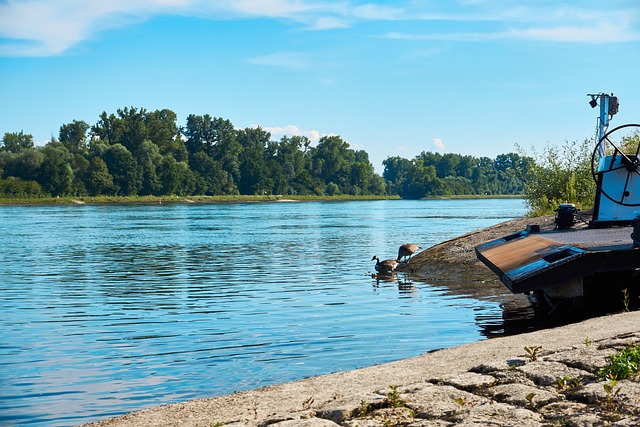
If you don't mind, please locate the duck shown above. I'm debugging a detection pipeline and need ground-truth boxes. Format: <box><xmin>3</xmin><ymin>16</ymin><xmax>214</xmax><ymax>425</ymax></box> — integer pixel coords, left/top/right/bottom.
<box><xmin>371</xmin><ymin>255</ymin><xmax>399</xmax><ymax>274</ymax></box>
<box><xmin>397</xmin><ymin>243</ymin><xmax>420</xmax><ymax>262</ymax></box>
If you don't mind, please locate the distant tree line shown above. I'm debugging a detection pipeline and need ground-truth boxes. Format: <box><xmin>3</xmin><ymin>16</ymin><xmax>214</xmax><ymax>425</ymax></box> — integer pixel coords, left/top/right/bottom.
<box><xmin>383</xmin><ymin>151</ymin><xmax>531</xmax><ymax>199</ymax></box>
<box><xmin>0</xmin><ymin>107</ymin><xmax>530</xmax><ymax>199</ymax></box>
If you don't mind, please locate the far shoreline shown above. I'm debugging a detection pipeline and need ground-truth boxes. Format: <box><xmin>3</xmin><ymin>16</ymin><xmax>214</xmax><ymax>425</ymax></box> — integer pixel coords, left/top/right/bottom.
<box><xmin>0</xmin><ymin>194</ymin><xmax>523</xmax><ymax>206</ymax></box>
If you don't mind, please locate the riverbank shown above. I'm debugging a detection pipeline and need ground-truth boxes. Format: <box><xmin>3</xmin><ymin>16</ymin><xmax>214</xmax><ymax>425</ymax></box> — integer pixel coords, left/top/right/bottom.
<box><xmin>83</xmin><ymin>310</ymin><xmax>640</xmax><ymax>427</ymax></box>
<box><xmin>81</xmin><ymin>213</ymin><xmax>640</xmax><ymax>426</ymax></box>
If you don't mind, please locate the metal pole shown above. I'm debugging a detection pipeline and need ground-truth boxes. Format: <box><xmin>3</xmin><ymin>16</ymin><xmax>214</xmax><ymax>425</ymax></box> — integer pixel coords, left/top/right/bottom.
<box><xmin>597</xmin><ymin>94</ymin><xmax>610</xmax><ymax>158</ymax></box>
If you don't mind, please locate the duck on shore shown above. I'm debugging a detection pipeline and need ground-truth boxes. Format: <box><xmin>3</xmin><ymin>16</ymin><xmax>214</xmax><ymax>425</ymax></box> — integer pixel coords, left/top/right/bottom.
<box><xmin>397</xmin><ymin>243</ymin><xmax>420</xmax><ymax>262</ymax></box>
<box><xmin>371</xmin><ymin>255</ymin><xmax>400</xmax><ymax>274</ymax></box>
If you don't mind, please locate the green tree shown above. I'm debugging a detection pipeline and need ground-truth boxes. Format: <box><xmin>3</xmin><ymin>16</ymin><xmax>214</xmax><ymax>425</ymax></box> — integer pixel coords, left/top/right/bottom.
<box><xmin>92</xmin><ymin>107</ymin><xmax>148</xmax><ymax>153</ymax></box>
<box><xmin>2</xmin><ymin>131</ymin><xmax>34</xmax><ymax>153</ymax></box>
<box><xmin>84</xmin><ymin>157</ymin><xmax>115</xmax><ymax>196</ymax></box>
<box><xmin>350</xmin><ymin>162</ymin><xmax>371</xmax><ymax>195</ymax></box>
<box><xmin>136</xmin><ymin>140</ymin><xmax>163</xmax><ymax>195</ymax></box>
<box><xmin>210</xmin><ymin>117</ymin><xmax>242</xmax><ymax>186</ymax></box>
<box><xmin>237</xmin><ymin>127</ymin><xmax>272</xmax><ymax>195</ymax></box>
<box><xmin>157</xmin><ymin>155</ymin><xmax>181</xmax><ymax>195</ymax></box>
<box><xmin>59</xmin><ymin>120</ymin><xmax>90</xmax><ymax>154</ymax></box>
<box><xmin>272</xmin><ymin>135</ymin><xmax>313</xmax><ymax>195</ymax></box>
<box><xmin>383</xmin><ymin>156</ymin><xmax>415</xmax><ymax>195</ymax></box>
<box><xmin>1</xmin><ymin>148</ymin><xmax>44</xmax><ymax>181</ymax></box>
<box><xmin>183</xmin><ymin>113</ymin><xmax>216</xmax><ymax>155</ymax></box>
<box><xmin>176</xmin><ymin>161</ymin><xmax>196</xmax><ymax>195</ymax></box>
<box><xmin>103</xmin><ymin>144</ymin><xmax>142</xmax><ymax>195</ymax></box>
<box><xmin>401</xmin><ymin>162</ymin><xmax>440</xmax><ymax>199</ymax></box>
<box><xmin>145</xmin><ymin>109</ymin><xmax>186</xmax><ymax>161</ymax></box>
<box><xmin>38</xmin><ymin>143</ymin><xmax>74</xmax><ymax>196</ymax></box>
<box><xmin>311</xmin><ymin>135</ymin><xmax>353</xmax><ymax>189</ymax></box>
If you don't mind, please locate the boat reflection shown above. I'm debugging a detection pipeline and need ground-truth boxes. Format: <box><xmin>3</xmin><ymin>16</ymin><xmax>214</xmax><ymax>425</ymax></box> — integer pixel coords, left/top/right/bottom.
<box><xmin>371</xmin><ymin>270</ymin><xmax>637</xmax><ymax>340</ymax></box>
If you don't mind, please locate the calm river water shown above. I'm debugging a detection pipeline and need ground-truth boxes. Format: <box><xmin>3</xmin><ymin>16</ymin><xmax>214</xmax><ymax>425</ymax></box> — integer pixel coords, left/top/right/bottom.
<box><xmin>1</xmin><ymin>198</ymin><xmax>532</xmax><ymax>426</ymax></box>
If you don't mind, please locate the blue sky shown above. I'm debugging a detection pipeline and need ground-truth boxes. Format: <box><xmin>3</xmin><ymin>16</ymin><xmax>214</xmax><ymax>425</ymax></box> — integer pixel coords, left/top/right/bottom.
<box><xmin>1</xmin><ymin>1</ymin><xmax>639</xmax><ymax>172</ymax></box>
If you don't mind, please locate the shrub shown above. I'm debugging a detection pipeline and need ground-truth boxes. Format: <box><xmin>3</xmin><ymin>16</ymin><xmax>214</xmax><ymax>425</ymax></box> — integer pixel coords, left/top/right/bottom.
<box><xmin>517</xmin><ymin>139</ymin><xmax>595</xmax><ymax>216</ymax></box>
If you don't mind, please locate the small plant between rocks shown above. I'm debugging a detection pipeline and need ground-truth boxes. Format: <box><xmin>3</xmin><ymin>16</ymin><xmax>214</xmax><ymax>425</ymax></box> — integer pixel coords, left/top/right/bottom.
<box><xmin>385</xmin><ymin>385</ymin><xmax>405</xmax><ymax>408</ymax></box>
<box><xmin>599</xmin><ymin>344</ymin><xmax>640</xmax><ymax>381</ymax></box>
<box><xmin>622</xmin><ymin>288</ymin><xmax>631</xmax><ymax>312</ymax></box>
<box><xmin>351</xmin><ymin>385</ymin><xmax>413</xmax><ymax>426</ymax></box>
<box><xmin>599</xmin><ymin>378</ymin><xmax>625</xmax><ymax>421</ymax></box>
<box><xmin>555</xmin><ymin>375</ymin><xmax>583</xmax><ymax>392</ymax></box>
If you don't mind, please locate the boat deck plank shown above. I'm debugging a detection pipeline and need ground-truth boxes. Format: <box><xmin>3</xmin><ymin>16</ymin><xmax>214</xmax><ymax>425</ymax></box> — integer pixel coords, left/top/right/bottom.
<box><xmin>477</xmin><ymin>235</ymin><xmax>560</xmax><ymax>273</ymax></box>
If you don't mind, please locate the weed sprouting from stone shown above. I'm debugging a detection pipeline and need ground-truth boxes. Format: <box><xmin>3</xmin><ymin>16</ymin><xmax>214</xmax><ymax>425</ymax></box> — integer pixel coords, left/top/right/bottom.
<box><xmin>525</xmin><ymin>392</ymin><xmax>536</xmax><ymax>407</ymax></box>
<box><xmin>302</xmin><ymin>396</ymin><xmax>314</xmax><ymax>410</ymax></box>
<box><xmin>599</xmin><ymin>344</ymin><xmax>640</xmax><ymax>380</ymax></box>
<box><xmin>622</xmin><ymin>288</ymin><xmax>630</xmax><ymax>312</ymax></box>
<box><xmin>357</xmin><ymin>400</ymin><xmax>371</xmax><ymax>417</ymax></box>
<box><xmin>524</xmin><ymin>345</ymin><xmax>542</xmax><ymax>362</ymax></box>
<box><xmin>599</xmin><ymin>377</ymin><xmax>624</xmax><ymax>418</ymax></box>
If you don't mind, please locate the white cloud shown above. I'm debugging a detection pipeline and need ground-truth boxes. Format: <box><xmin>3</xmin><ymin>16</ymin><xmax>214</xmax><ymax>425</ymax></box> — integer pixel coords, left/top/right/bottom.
<box><xmin>257</xmin><ymin>124</ymin><xmax>323</xmax><ymax>143</ymax></box>
<box><xmin>432</xmin><ymin>137</ymin><xmax>445</xmax><ymax>152</ymax></box>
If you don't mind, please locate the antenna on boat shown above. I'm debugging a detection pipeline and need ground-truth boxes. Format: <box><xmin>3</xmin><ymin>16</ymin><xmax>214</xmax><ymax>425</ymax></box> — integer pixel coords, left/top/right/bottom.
<box><xmin>587</xmin><ymin>93</ymin><xmax>618</xmax><ymax>157</ymax></box>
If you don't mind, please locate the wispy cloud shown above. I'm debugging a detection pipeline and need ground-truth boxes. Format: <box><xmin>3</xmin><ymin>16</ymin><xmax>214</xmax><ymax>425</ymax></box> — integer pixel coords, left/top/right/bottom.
<box><xmin>1</xmin><ymin>1</ymin><xmax>638</xmax><ymax>57</ymax></box>
<box><xmin>386</xmin><ymin>22</ymin><xmax>639</xmax><ymax>44</ymax></box>
<box><xmin>0</xmin><ymin>0</ymin><xmax>188</xmax><ymax>56</ymax></box>
<box><xmin>246</xmin><ymin>51</ymin><xmax>313</xmax><ymax>69</ymax></box>
<box><xmin>384</xmin><ymin>6</ymin><xmax>640</xmax><ymax>44</ymax></box>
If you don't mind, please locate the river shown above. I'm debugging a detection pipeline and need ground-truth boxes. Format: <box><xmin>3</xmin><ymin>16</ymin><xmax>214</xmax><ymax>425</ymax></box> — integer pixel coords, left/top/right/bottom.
<box><xmin>0</xmin><ymin>198</ymin><xmax>530</xmax><ymax>426</ymax></box>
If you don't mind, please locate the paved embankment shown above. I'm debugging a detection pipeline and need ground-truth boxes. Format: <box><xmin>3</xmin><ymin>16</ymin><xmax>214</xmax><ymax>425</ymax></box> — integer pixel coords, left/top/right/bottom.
<box><xmin>83</xmin><ymin>310</ymin><xmax>640</xmax><ymax>427</ymax></box>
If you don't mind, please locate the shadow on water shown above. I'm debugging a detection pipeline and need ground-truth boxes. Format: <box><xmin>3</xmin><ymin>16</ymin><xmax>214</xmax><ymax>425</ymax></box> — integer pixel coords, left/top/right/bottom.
<box><xmin>371</xmin><ymin>270</ymin><xmax>640</xmax><ymax>340</ymax></box>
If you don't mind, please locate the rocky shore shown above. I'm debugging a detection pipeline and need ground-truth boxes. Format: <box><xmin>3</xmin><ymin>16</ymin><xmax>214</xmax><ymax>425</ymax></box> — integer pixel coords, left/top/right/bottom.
<box><xmin>83</xmin><ymin>214</ymin><xmax>640</xmax><ymax>427</ymax></box>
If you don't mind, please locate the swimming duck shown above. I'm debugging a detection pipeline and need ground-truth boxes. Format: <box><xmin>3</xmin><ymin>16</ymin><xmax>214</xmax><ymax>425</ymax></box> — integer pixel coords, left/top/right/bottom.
<box><xmin>371</xmin><ymin>255</ymin><xmax>399</xmax><ymax>274</ymax></box>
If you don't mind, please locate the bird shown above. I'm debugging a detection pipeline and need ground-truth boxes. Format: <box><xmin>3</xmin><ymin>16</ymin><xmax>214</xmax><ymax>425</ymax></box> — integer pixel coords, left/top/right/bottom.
<box><xmin>397</xmin><ymin>243</ymin><xmax>420</xmax><ymax>262</ymax></box>
<box><xmin>371</xmin><ymin>255</ymin><xmax>399</xmax><ymax>274</ymax></box>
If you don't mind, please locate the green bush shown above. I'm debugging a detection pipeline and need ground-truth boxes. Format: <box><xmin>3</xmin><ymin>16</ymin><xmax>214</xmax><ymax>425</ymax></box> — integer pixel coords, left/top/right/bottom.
<box><xmin>0</xmin><ymin>177</ymin><xmax>45</xmax><ymax>198</ymax></box>
<box><xmin>517</xmin><ymin>139</ymin><xmax>595</xmax><ymax>216</ymax></box>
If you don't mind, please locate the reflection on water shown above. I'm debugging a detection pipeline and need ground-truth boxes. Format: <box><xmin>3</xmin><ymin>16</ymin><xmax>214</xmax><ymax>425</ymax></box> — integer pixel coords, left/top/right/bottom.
<box><xmin>0</xmin><ymin>199</ymin><xmax>572</xmax><ymax>426</ymax></box>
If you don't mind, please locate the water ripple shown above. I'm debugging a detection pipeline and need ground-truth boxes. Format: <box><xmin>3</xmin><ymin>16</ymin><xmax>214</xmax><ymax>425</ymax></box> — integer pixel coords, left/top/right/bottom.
<box><xmin>0</xmin><ymin>199</ymin><xmax>529</xmax><ymax>426</ymax></box>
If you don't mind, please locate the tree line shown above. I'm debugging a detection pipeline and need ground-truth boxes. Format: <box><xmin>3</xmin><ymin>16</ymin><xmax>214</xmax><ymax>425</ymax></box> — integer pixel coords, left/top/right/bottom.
<box><xmin>0</xmin><ymin>107</ymin><xmax>529</xmax><ymax>199</ymax></box>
